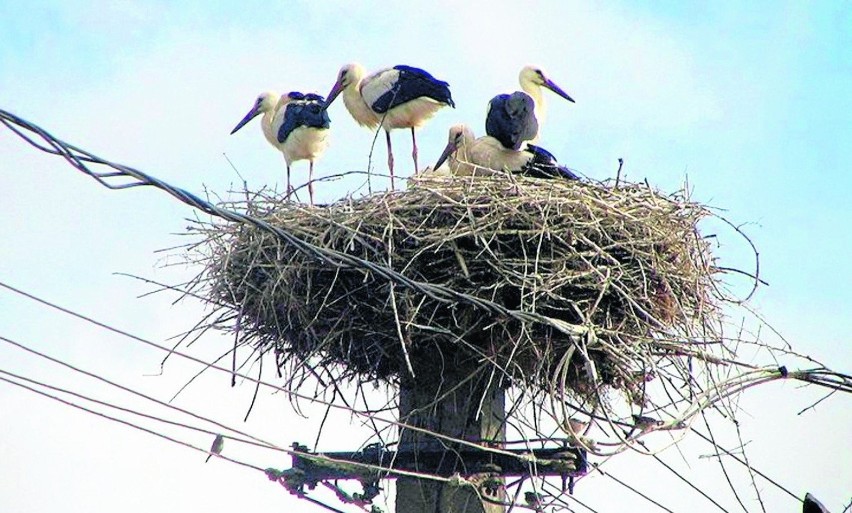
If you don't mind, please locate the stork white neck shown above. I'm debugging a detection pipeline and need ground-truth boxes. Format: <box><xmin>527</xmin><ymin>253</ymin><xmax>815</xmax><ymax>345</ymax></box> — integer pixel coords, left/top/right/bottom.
<box><xmin>255</xmin><ymin>93</ymin><xmax>281</xmax><ymax>149</ymax></box>
<box><xmin>520</xmin><ymin>77</ymin><xmax>546</xmax><ymax>127</ymax></box>
<box><xmin>452</xmin><ymin>125</ymin><xmax>476</xmax><ymax>171</ymax></box>
<box><xmin>341</xmin><ymin>64</ymin><xmax>380</xmax><ymax>129</ymax></box>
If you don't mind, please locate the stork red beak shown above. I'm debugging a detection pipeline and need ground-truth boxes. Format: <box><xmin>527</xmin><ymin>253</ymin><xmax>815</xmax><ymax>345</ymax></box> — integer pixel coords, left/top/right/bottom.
<box><xmin>433</xmin><ymin>141</ymin><xmax>458</xmax><ymax>171</ymax></box>
<box><xmin>230</xmin><ymin>104</ymin><xmax>262</xmax><ymax>134</ymax></box>
<box><xmin>544</xmin><ymin>78</ymin><xmax>575</xmax><ymax>103</ymax></box>
<box><xmin>322</xmin><ymin>80</ymin><xmax>344</xmax><ymax>111</ymax></box>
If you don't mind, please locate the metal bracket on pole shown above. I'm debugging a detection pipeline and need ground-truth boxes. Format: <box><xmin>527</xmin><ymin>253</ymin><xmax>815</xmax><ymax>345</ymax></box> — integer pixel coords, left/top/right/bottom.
<box><xmin>265</xmin><ymin>441</ymin><xmax>587</xmax><ymax>497</ymax></box>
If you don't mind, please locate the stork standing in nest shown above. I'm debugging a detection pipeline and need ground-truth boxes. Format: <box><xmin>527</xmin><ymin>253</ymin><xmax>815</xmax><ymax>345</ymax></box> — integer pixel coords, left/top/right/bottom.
<box><xmin>231</xmin><ymin>91</ymin><xmax>330</xmax><ymax>204</ymax></box>
<box><xmin>433</xmin><ymin>124</ymin><xmax>579</xmax><ymax>180</ymax></box>
<box><xmin>322</xmin><ymin>63</ymin><xmax>454</xmax><ymax>189</ymax></box>
<box><xmin>486</xmin><ymin>66</ymin><xmax>574</xmax><ymax>150</ymax></box>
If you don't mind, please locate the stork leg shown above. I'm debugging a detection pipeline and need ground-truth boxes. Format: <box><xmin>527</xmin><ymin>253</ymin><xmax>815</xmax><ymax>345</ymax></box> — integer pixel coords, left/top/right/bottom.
<box><xmin>410</xmin><ymin>127</ymin><xmax>419</xmax><ymax>173</ymax></box>
<box><xmin>385</xmin><ymin>129</ymin><xmax>395</xmax><ymax>191</ymax></box>
<box><xmin>308</xmin><ymin>161</ymin><xmax>315</xmax><ymax>206</ymax></box>
<box><xmin>286</xmin><ymin>164</ymin><xmax>292</xmax><ymax>200</ymax></box>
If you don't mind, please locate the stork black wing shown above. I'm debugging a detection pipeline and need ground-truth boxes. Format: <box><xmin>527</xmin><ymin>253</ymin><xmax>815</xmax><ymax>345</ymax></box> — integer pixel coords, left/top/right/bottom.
<box><xmin>303</xmin><ymin>93</ymin><xmax>326</xmax><ymax>103</ymax></box>
<box><xmin>486</xmin><ymin>91</ymin><xmax>537</xmax><ymax>151</ymax></box>
<box><xmin>278</xmin><ymin>98</ymin><xmax>331</xmax><ymax>144</ymax></box>
<box><xmin>519</xmin><ymin>144</ymin><xmax>579</xmax><ymax>180</ymax></box>
<box><xmin>371</xmin><ymin>65</ymin><xmax>455</xmax><ymax>114</ymax></box>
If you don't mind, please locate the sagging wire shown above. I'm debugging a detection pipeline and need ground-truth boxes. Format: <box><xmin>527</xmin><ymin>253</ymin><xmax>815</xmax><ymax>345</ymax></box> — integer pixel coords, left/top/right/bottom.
<box><xmin>1</xmin><ymin>366</ymin><xmax>377</xmax><ymax>513</ymax></box>
<box><xmin>0</xmin><ymin>280</ymin><xmax>572</xmax><ymax>463</ymax></box>
<box><xmin>0</xmin><ymin>373</ymin><xmax>266</xmax><ymax>473</ymax></box>
<box><xmin>0</xmin><ymin>282</ymin><xmax>535</xmax><ymax>510</ymax></box>
<box><xmin>0</xmin><ymin>109</ymin><xmax>590</xmax><ymax>343</ymax></box>
<box><xmin>0</xmin><ymin>334</ymin><xmax>281</xmax><ymax>454</ymax></box>
<box><xmin>4</xmin><ymin>109</ymin><xmax>850</xmax><ymax>513</ymax></box>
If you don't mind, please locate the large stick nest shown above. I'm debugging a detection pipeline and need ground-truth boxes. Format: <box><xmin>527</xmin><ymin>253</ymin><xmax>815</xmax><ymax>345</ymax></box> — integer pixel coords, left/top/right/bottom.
<box><xmin>194</xmin><ymin>174</ymin><xmax>720</xmax><ymax>406</ymax></box>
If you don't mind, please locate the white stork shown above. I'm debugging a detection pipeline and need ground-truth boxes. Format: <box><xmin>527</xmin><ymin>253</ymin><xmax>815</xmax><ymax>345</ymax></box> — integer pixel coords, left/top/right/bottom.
<box><xmin>230</xmin><ymin>91</ymin><xmax>330</xmax><ymax>204</ymax></box>
<box><xmin>486</xmin><ymin>65</ymin><xmax>574</xmax><ymax>150</ymax></box>
<box><xmin>433</xmin><ymin>124</ymin><xmax>579</xmax><ymax>180</ymax></box>
<box><xmin>322</xmin><ymin>63</ymin><xmax>454</xmax><ymax>189</ymax></box>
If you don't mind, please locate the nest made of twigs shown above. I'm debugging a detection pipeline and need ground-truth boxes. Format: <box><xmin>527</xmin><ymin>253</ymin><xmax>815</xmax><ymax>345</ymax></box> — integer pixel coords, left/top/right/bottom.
<box><xmin>192</xmin><ymin>173</ymin><xmax>719</xmax><ymax>406</ymax></box>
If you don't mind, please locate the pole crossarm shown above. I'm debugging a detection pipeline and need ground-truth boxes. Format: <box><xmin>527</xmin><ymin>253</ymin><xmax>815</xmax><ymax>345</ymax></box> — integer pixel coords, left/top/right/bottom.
<box><xmin>266</xmin><ymin>442</ymin><xmax>587</xmax><ymax>491</ymax></box>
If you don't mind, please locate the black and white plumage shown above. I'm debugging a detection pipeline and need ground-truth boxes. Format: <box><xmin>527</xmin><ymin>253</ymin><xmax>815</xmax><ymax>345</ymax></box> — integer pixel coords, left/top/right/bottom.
<box><xmin>370</xmin><ymin>65</ymin><xmax>455</xmax><ymax>114</ymax></box>
<box><xmin>323</xmin><ymin>62</ymin><xmax>454</xmax><ymax>189</ymax></box>
<box><xmin>230</xmin><ymin>91</ymin><xmax>330</xmax><ymax>204</ymax></box>
<box><xmin>485</xmin><ymin>66</ymin><xmax>575</xmax><ymax>150</ymax></box>
<box><xmin>485</xmin><ymin>91</ymin><xmax>538</xmax><ymax>151</ymax></box>
<box><xmin>433</xmin><ymin>124</ymin><xmax>579</xmax><ymax>182</ymax></box>
<box><xmin>277</xmin><ymin>91</ymin><xmax>331</xmax><ymax>145</ymax></box>
<box><xmin>521</xmin><ymin>144</ymin><xmax>580</xmax><ymax>180</ymax></box>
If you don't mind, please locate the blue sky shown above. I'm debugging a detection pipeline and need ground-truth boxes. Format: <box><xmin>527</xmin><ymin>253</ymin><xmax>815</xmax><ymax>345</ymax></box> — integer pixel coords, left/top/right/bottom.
<box><xmin>1</xmin><ymin>1</ymin><xmax>850</xmax><ymax>512</ymax></box>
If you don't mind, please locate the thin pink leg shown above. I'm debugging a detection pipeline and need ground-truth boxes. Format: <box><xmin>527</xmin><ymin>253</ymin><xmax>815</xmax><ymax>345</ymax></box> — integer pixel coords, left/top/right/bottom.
<box><xmin>308</xmin><ymin>161</ymin><xmax>314</xmax><ymax>206</ymax></box>
<box><xmin>386</xmin><ymin>130</ymin><xmax>395</xmax><ymax>191</ymax></box>
<box><xmin>411</xmin><ymin>127</ymin><xmax>418</xmax><ymax>173</ymax></box>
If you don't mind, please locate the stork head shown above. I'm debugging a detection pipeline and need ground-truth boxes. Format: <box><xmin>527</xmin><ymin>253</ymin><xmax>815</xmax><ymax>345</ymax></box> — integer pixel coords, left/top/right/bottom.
<box><xmin>434</xmin><ymin>124</ymin><xmax>475</xmax><ymax>171</ymax></box>
<box><xmin>230</xmin><ymin>91</ymin><xmax>278</xmax><ymax>134</ymax></box>
<box><xmin>520</xmin><ymin>66</ymin><xmax>575</xmax><ymax>103</ymax></box>
<box><xmin>323</xmin><ymin>63</ymin><xmax>366</xmax><ymax>110</ymax></box>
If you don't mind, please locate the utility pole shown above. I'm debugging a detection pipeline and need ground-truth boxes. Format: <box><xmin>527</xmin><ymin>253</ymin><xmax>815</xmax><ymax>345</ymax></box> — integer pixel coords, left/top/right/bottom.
<box><xmin>396</xmin><ymin>359</ymin><xmax>507</xmax><ymax>513</ymax></box>
<box><xmin>275</xmin><ymin>350</ymin><xmax>585</xmax><ymax>512</ymax></box>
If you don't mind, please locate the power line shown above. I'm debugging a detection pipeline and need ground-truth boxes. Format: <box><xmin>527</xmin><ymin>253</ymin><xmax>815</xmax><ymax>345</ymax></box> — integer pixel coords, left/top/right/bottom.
<box><xmin>690</xmin><ymin>428</ymin><xmax>800</xmax><ymax>502</ymax></box>
<box><xmin>3</xmin><ymin>109</ymin><xmax>848</xmax><ymax>513</ymax></box>
<box><xmin>0</xmin><ymin>349</ymin><xmax>460</xmax><ymax>484</ymax></box>
<box><xmin>652</xmin><ymin>454</ymin><xmax>731</xmax><ymax>513</ymax></box>
<box><xmin>0</xmin><ymin>286</ymin><xmax>490</xmax><ymax>488</ymax></box>
<box><xmin>0</xmin><ymin>282</ymin><xmax>821</xmax><ymax>512</ymax></box>
<box><xmin>592</xmin><ymin>465</ymin><xmax>676</xmax><ymax>513</ymax></box>
<box><xmin>0</xmin><ymin>109</ymin><xmax>590</xmax><ymax>341</ymax></box>
<box><xmin>0</xmin><ymin>335</ymin><xmax>283</xmax><ymax>454</ymax></box>
<box><xmin>0</xmin><ymin>373</ymin><xmax>266</xmax><ymax>473</ymax></box>
<box><xmin>0</xmin><ymin>280</ymin><xmax>554</xmax><ymax>462</ymax></box>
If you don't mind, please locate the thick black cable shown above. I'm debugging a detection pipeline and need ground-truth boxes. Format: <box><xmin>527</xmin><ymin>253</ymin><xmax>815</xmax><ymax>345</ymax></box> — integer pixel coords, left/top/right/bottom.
<box><xmin>0</xmin><ymin>109</ymin><xmax>588</xmax><ymax>341</ymax></box>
